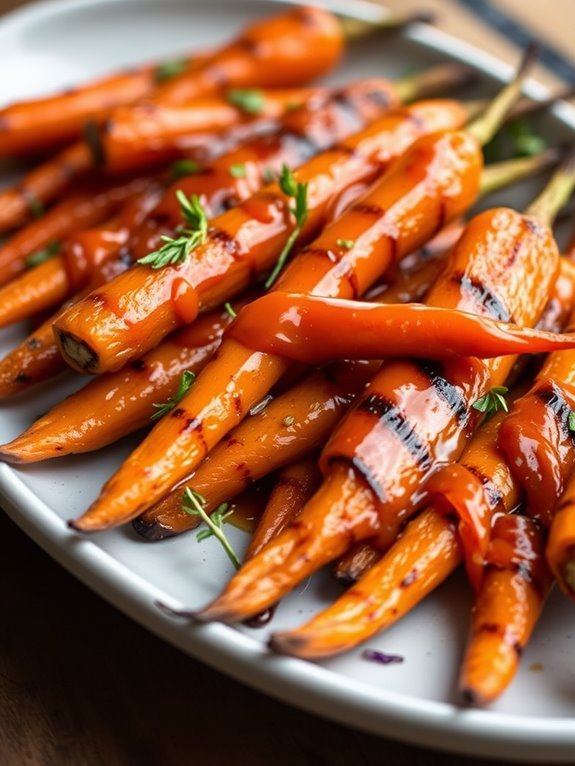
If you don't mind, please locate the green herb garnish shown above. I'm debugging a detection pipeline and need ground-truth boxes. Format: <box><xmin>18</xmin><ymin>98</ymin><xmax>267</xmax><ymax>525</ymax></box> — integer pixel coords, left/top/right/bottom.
<box><xmin>155</xmin><ymin>58</ymin><xmax>187</xmax><ymax>83</ymax></box>
<box><xmin>472</xmin><ymin>386</ymin><xmax>509</xmax><ymax>417</ymax></box>
<box><xmin>226</xmin><ymin>88</ymin><xmax>265</xmax><ymax>115</ymax></box>
<box><xmin>229</xmin><ymin>163</ymin><xmax>247</xmax><ymax>178</ymax></box>
<box><xmin>138</xmin><ymin>190</ymin><xmax>208</xmax><ymax>269</ymax></box>
<box><xmin>25</xmin><ymin>241</ymin><xmax>60</xmax><ymax>268</ymax></box>
<box><xmin>28</xmin><ymin>195</ymin><xmax>44</xmax><ymax>219</ymax></box>
<box><xmin>337</xmin><ymin>239</ymin><xmax>355</xmax><ymax>250</ymax></box>
<box><xmin>568</xmin><ymin>411</ymin><xmax>575</xmax><ymax>432</ymax></box>
<box><xmin>283</xmin><ymin>415</ymin><xmax>295</xmax><ymax>427</ymax></box>
<box><xmin>265</xmin><ymin>164</ymin><xmax>309</xmax><ymax>288</ymax></box>
<box><xmin>183</xmin><ymin>488</ymin><xmax>240</xmax><ymax>569</ymax></box>
<box><xmin>224</xmin><ymin>302</ymin><xmax>237</xmax><ymax>318</ymax></box>
<box><xmin>170</xmin><ymin>159</ymin><xmax>200</xmax><ymax>181</ymax></box>
<box><xmin>151</xmin><ymin>370</ymin><xmax>196</xmax><ymax>420</ymax></box>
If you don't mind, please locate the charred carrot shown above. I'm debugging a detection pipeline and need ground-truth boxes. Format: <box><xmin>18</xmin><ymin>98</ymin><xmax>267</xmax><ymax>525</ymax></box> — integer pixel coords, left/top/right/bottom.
<box><xmin>547</xmin><ymin>477</ymin><xmax>575</xmax><ymax>597</ymax></box>
<box><xmin>67</xmin><ymin>53</ymin><xmax>536</xmax><ymax>533</ymax></box>
<box><xmin>130</xmin><ymin>360</ymin><xmax>378</xmax><ymax>540</ymax></box>
<box><xmin>0</xmin><ymin>176</ymin><xmax>154</xmax><ymax>287</ymax></box>
<box><xmin>193</xmin><ymin>145</ymin><xmax>575</xmax><ymax>625</ymax></box>
<box><xmin>459</xmin><ymin>515</ymin><xmax>552</xmax><ymax>705</ymax></box>
<box><xmin>54</xmin><ymin>94</ymin><xmax>473</xmax><ymax>375</ymax></box>
<box><xmin>0</xmin><ymin>54</ymin><xmax>210</xmax><ymax>156</ymax></box>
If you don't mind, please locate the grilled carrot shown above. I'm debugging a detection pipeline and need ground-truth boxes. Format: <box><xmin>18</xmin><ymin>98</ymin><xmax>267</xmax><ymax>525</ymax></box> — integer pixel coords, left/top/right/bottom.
<box><xmin>67</xmin><ymin>53</ymin><xmax>534</xmax><ymax>533</ymax></box>
<box><xmin>131</xmin><ymin>360</ymin><xmax>378</xmax><ymax>540</ymax></box>
<box><xmin>193</xmin><ymin>148</ymin><xmax>574</xmax><ymax>625</ymax></box>
<box><xmin>0</xmin><ymin>55</ymin><xmax>210</xmax><ymax>156</ymax></box>
<box><xmin>54</xmin><ymin>96</ymin><xmax>472</xmax><ymax>375</ymax></box>
<box><xmin>0</xmin><ymin>176</ymin><xmax>154</xmax><ymax>287</ymax></box>
<box><xmin>459</xmin><ymin>515</ymin><xmax>552</xmax><ymax>705</ymax></box>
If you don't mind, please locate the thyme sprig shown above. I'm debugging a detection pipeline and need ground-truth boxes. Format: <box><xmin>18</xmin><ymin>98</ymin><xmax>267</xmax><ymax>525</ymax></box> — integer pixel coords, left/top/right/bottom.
<box><xmin>183</xmin><ymin>488</ymin><xmax>241</xmax><ymax>569</ymax></box>
<box><xmin>472</xmin><ymin>386</ymin><xmax>509</xmax><ymax>417</ymax></box>
<box><xmin>226</xmin><ymin>88</ymin><xmax>265</xmax><ymax>114</ymax></box>
<box><xmin>265</xmin><ymin>165</ymin><xmax>308</xmax><ymax>288</ymax></box>
<box><xmin>151</xmin><ymin>370</ymin><xmax>196</xmax><ymax>420</ymax></box>
<box><xmin>138</xmin><ymin>190</ymin><xmax>208</xmax><ymax>269</ymax></box>
<box><xmin>25</xmin><ymin>240</ymin><xmax>60</xmax><ymax>268</ymax></box>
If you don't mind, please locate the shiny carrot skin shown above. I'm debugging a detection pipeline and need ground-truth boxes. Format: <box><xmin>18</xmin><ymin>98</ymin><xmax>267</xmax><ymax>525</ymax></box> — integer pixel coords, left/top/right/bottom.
<box><xmin>70</xmin><ymin>119</ymin><xmax>480</xmax><ymax>531</ymax></box>
<box><xmin>0</xmin><ymin>176</ymin><xmax>154</xmax><ymax>287</ymax></box>
<box><xmin>151</xmin><ymin>6</ymin><xmax>344</xmax><ymax>106</ymax></box>
<box><xmin>459</xmin><ymin>515</ymin><xmax>552</xmax><ymax>705</ymax></box>
<box><xmin>97</xmin><ymin>87</ymin><xmax>326</xmax><ymax>174</ymax></box>
<box><xmin>0</xmin><ymin>309</ymin><xmax>230</xmax><ymax>460</ymax></box>
<box><xmin>132</xmin><ymin>360</ymin><xmax>378</xmax><ymax>540</ymax></box>
<box><xmin>54</xmin><ymin>99</ymin><xmax>469</xmax><ymax>375</ymax></box>
<box><xmin>0</xmin><ymin>55</ymin><xmax>209</xmax><ymax>156</ymax></box>
<box><xmin>229</xmin><ymin>294</ymin><xmax>575</xmax><ymax>362</ymax></box>
<box><xmin>195</xmin><ymin>201</ymin><xmax>562</xmax><ymax>623</ymax></box>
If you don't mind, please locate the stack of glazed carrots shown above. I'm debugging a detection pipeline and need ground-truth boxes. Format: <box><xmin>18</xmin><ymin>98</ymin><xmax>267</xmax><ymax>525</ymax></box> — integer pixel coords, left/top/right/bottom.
<box><xmin>4</xmin><ymin>3</ymin><xmax>575</xmax><ymax>707</ymax></box>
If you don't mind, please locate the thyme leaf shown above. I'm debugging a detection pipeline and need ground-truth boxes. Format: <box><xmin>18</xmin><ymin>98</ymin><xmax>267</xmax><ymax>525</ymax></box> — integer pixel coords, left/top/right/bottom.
<box><xmin>151</xmin><ymin>370</ymin><xmax>196</xmax><ymax>420</ymax></box>
<box><xmin>182</xmin><ymin>488</ymin><xmax>240</xmax><ymax>569</ymax></box>
<box><xmin>265</xmin><ymin>164</ymin><xmax>308</xmax><ymax>288</ymax></box>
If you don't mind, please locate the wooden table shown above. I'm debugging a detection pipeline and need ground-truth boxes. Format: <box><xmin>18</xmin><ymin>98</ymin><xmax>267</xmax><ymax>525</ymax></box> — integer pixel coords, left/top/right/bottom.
<box><xmin>1</xmin><ymin>1</ymin><xmax>574</xmax><ymax>764</ymax></box>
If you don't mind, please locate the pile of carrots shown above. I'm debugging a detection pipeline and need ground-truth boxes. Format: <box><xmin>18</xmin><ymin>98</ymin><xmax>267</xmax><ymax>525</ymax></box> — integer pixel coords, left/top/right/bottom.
<box><xmin>3</xmin><ymin>3</ymin><xmax>575</xmax><ymax>707</ymax></box>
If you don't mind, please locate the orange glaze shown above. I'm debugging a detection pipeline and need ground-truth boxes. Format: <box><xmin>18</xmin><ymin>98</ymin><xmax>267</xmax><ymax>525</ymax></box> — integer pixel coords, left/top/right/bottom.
<box><xmin>228</xmin><ymin>294</ymin><xmax>575</xmax><ymax>363</ymax></box>
<box><xmin>99</xmin><ymin>87</ymin><xmax>326</xmax><ymax>174</ymax></box>
<box><xmin>69</xmin><ymin>119</ymin><xmax>479</xmax><ymax>532</ymax></box>
<box><xmin>55</xmin><ymin>99</ymin><xmax>469</xmax><ymax>374</ymax></box>
<box><xmin>547</xmin><ymin>474</ymin><xmax>575</xmax><ymax>597</ymax></box>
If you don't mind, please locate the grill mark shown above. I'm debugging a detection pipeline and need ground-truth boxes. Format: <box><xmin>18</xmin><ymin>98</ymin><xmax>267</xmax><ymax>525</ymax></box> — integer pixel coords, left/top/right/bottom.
<box><xmin>535</xmin><ymin>381</ymin><xmax>575</xmax><ymax>443</ymax></box>
<box><xmin>451</xmin><ymin>271</ymin><xmax>512</xmax><ymax>321</ymax></box>
<box><xmin>350</xmin><ymin>202</ymin><xmax>384</xmax><ymax>217</ymax></box>
<box><xmin>357</xmin><ymin>393</ymin><xmax>433</xmax><ymax>469</ymax></box>
<box><xmin>235</xmin><ymin>461</ymin><xmax>253</xmax><ymax>483</ymax></box>
<box><xmin>477</xmin><ymin>622</ymin><xmax>502</xmax><ymax>635</ymax></box>
<box><xmin>484</xmin><ymin>560</ymin><xmax>544</xmax><ymax>599</ymax></box>
<box><xmin>171</xmin><ymin>407</ymin><xmax>186</xmax><ymax>419</ymax></box>
<box><xmin>232</xmin><ymin>393</ymin><xmax>242</xmax><ymax>416</ymax></box>
<box><xmin>181</xmin><ymin>416</ymin><xmax>208</xmax><ymax>452</ymax></box>
<box><xmin>411</xmin><ymin>359</ymin><xmax>470</xmax><ymax>427</ymax></box>
<box><xmin>130</xmin><ymin>359</ymin><xmax>147</xmax><ymax>371</ymax></box>
<box><xmin>209</xmin><ymin>227</ymin><xmax>241</xmax><ymax>257</ymax></box>
<box><xmin>26</xmin><ymin>338</ymin><xmax>42</xmax><ymax>349</ymax></box>
<box><xmin>14</xmin><ymin>373</ymin><xmax>31</xmax><ymax>383</ymax></box>
<box><xmin>400</xmin><ymin>569</ymin><xmax>418</xmax><ymax>588</ymax></box>
<box><xmin>465</xmin><ymin>464</ymin><xmax>504</xmax><ymax>509</ymax></box>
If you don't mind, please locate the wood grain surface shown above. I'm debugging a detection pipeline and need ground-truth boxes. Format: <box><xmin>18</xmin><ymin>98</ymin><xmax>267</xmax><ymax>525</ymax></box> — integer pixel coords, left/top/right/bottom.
<box><xmin>1</xmin><ymin>1</ymin><xmax>574</xmax><ymax>765</ymax></box>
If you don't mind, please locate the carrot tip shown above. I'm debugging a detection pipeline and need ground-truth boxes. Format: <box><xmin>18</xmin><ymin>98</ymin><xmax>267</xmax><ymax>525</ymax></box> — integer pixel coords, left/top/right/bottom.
<box><xmin>131</xmin><ymin>517</ymin><xmax>178</xmax><ymax>541</ymax></box>
<box><xmin>268</xmin><ymin>631</ymin><xmax>309</xmax><ymax>657</ymax></box>
<box><xmin>460</xmin><ymin>687</ymin><xmax>481</xmax><ymax>707</ymax></box>
<box><xmin>0</xmin><ymin>446</ymin><xmax>24</xmax><ymax>464</ymax></box>
<box><xmin>67</xmin><ymin>516</ymin><xmax>105</xmax><ymax>533</ymax></box>
<box><xmin>193</xmin><ymin>601</ymin><xmax>238</xmax><ymax>624</ymax></box>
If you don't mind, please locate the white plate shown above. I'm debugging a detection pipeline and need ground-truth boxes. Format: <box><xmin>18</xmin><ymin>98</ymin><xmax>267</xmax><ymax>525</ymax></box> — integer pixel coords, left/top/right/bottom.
<box><xmin>1</xmin><ymin>0</ymin><xmax>575</xmax><ymax>760</ymax></box>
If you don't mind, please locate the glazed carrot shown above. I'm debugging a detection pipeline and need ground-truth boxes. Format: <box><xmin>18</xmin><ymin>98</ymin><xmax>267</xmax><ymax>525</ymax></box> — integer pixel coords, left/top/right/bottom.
<box><xmin>131</xmin><ymin>360</ymin><xmax>378</xmax><ymax>540</ymax></box>
<box><xmin>67</xmin><ymin>54</ymin><xmax>534</xmax><ymax>531</ymax></box>
<box><xmin>193</xmin><ymin>149</ymin><xmax>574</xmax><ymax>625</ymax></box>
<box><xmin>0</xmin><ymin>307</ymin><xmax>231</xmax><ymax>459</ymax></box>
<box><xmin>94</xmin><ymin>87</ymin><xmax>329</xmax><ymax>174</ymax></box>
<box><xmin>54</xmin><ymin>96</ymin><xmax>472</xmax><ymax>375</ymax></box>
<box><xmin>0</xmin><ymin>54</ymin><xmax>210</xmax><ymax>156</ymax></box>
<box><xmin>459</xmin><ymin>515</ymin><xmax>552</xmax><ymax>705</ymax></box>
<box><xmin>0</xmin><ymin>176</ymin><xmax>154</xmax><ymax>287</ymax></box>
<box><xmin>228</xmin><ymin>294</ymin><xmax>575</xmax><ymax>362</ymax></box>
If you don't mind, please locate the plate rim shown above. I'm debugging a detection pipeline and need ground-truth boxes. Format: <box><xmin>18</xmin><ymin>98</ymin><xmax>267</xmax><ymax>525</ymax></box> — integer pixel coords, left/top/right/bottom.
<box><xmin>1</xmin><ymin>0</ymin><xmax>575</xmax><ymax>760</ymax></box>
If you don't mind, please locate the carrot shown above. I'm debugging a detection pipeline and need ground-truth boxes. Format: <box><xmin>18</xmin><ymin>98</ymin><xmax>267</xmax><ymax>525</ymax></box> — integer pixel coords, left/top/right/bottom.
<box><xmin>54</xmin><ymin>97</ymin><xmax>472</xmax><ymax>375</ymax></box>
<box><xmin>193</xmin><ymin>149</ymin><xmax>574</xmax><ymax>625</ymax></box>
<box><xmin>0</xmin><ymin>54</ymin><xmax>210</xmax><ymax>156</ymax></box>
<box><xmin>67</xmin><ymin>53</ymin><xmax>535</xmax><ymax>532</ymax></box>
<box><xmin>94</xmin><ymin>87</ymin><xmax>329</xmax><ymax>174</ymax></box>
<box><xmin>459</xmin><ymin>515</ymin><xmax>552</xmax><ymax>705</ymax></box>
<box><xmin>0</xmin><ymin>176</ymin><xmax>154</xmax><ymax>287</ymax></box>
<box><xmin>0</xmin><ymin>307</ymin><xmax>230</xmax><ymax>460</ymax></box>
<box><xmin>228</xmin><ymin>294</ymin><xmax>575</xmax><ymax>362</ymax></box>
